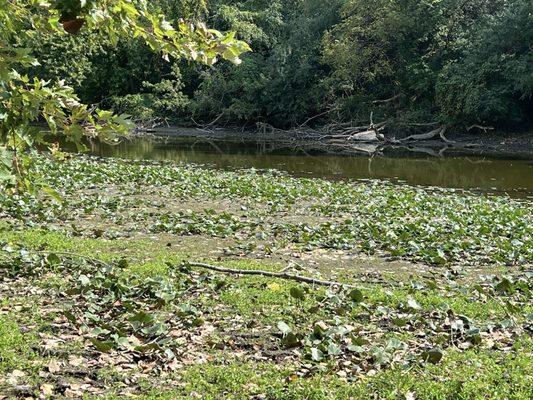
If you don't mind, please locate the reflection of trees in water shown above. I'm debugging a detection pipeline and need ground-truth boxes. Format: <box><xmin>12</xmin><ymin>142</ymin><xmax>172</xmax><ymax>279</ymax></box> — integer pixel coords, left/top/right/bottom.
<box><xmin>89</xmin><ymin>139</ymin><xmax>533</xmax><ymax>193</ymax></box>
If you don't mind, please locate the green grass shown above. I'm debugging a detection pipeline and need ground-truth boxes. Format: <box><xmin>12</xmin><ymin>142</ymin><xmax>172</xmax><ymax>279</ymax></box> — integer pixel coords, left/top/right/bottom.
<box><xmin>0</xmin><ymin>314</ymin><xmax>32</xmax><ymax>372</ymax></box>
<box><xmin>0</xmin><ymin>239</ymin><xmax>529</xmax><ymax>398</ymax></box>
<box><xmin>99</xmin><ymin>338</ymin><xmax>532</xmax><ymax>399</ymax></box>
<box><xmin>1</xmin><ymin>228</ymin><xmax>528</xmax><ymax>325</ymax></box>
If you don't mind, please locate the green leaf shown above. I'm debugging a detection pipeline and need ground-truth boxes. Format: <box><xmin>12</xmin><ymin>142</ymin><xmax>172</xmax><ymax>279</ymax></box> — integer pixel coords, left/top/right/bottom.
<box><xmin>281</xmin><ymin>332</ymin><xmax>300</xmax><ymax>348</ymax></box>
<box><xmin>90</xmin><ymin>338</ymin><xmax>114</xmax><ymax>352</ymax></box>
<box><xmin>290</xmin><ymin>286</ymin><xmax>305</xmax><ymax>301</ymax></box>
<box><xmin>347</xmin><ymin>345</ymin><xmax>364</xmax><ymax>353</ymax></box>
<box><xmin>351</xmin><ymin>336</ymin><xmax>370</xmax><ymax>346</ymax></box>
<box><xmin>113</xmin><ymin>335</ymin><xmax>130</xmax><ymax>348</ymax></box>
<box><xmin>46</xmin><ymin>253</ymin><xmax>61</xmax><ymax>266</ymax></box>
<box><xmin>371</xmin><ymin>348</ymin><xmax>391</xmax><ymax>365</ymax></box>
<box><xmin>78</xmin><ymin>274</ymin><xmax>91</xmax><ymax>286</ymax></box>
<box><xmin>348</xmin><ymin>288</ymin><xmax>363</xmax><ymax>302</ymax></box>
<box><xmin>134</xmin><ymin>343</ymin><xmax>160</xmax><ymax>353</ymax></box>
<box><xmin>495</xmin><ymin>277</ymin><xmax>514</xmax><ymax>294</ymax></box>
<box><xmin>310</xmin><ymin>347</ymin><xmax>324</xmax><ymax>361</ymax></box>
<box><xmin>313</xmin><ymin>321</ymin><xmax>327</xmax><ymax>339</ymax></box>
<box><xmin>407</xmin><ymin>297</ymin><xmax>422</xmax><ymax>310</ymax></box>
<box><xmin>117</xmin><ymin>258</ymin><xmax>129</xmax><ymax>268</ymax></box>
<box><xmin>466</xmin><ymin>328</ymin><xmax>482</xmax><ymax>345</ymax></box>
<box><xmin>392</xmin><ymin>317</ymin><xmax>409</xmax><ymax>327</ymax></box>
<box><xmin>422</xmin><ymin>347</ymin><xmax>443</xmax><ymax>364</ymax></box>
<box><xmin>128</xmin><ymin>311</ymin><xmax>154</xmax><ymax>325</ymax></box>
<box><xmin>164</xmin><ymin>348</ymin><xmax>175</xmax><ymax>359</ymax></box>
<box><xmin>63</xmin><ymin>310</ymin><xmax>77</xmax><ymax>323</ymax></box>
<box><xmin>327</xmin><ymin>343</ymin><xmax>342</xmax><ymax>356</ymax></box>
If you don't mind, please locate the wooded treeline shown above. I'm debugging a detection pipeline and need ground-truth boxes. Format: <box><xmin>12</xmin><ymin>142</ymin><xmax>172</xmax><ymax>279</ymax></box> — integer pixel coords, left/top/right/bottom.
<box><xmin>28</xmin><ymin>0</ymin><xmax>532</xmax><ymax>133</ymax></box>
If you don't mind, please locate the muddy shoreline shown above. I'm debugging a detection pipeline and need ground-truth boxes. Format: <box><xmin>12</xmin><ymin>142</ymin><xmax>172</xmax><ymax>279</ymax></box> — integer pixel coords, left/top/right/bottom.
<box><xmin>132</xmin><ymin>126</ymin><xmax>533</xmax><ymax>159</ymax></box>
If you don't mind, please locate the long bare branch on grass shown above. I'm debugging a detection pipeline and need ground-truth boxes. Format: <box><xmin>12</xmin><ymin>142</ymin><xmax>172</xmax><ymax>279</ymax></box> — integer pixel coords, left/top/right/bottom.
<box><xmin>184</xmin><ymin>261</ymin><xmax>356</xmax><ymax>288</ymax></box>
<box><xmin>24</xmin><ymin>250</ymin><xmax>355</xmax><ymax>289</ymax></box>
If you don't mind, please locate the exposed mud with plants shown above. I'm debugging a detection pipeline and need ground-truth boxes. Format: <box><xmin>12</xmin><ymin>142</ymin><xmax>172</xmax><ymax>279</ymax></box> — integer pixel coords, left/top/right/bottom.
<box><xmin>0</xmin><ymin>155</ymin><xmax>532</xmax><ymax>399</ymax></box>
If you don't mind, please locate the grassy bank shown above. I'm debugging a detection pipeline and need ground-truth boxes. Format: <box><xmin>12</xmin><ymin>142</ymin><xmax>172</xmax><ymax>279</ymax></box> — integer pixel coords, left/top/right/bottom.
<box><xmin>0</xmin><ymin>155</ymin><xmax>531</xmax><ymax>398</ymax></box>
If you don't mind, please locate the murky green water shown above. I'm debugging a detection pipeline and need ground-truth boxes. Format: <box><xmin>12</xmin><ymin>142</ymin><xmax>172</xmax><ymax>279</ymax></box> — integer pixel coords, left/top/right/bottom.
<box><xmin>87</xmin><ymin>137</ymin><xmax>533</xmax><ymax>197</ymax></box>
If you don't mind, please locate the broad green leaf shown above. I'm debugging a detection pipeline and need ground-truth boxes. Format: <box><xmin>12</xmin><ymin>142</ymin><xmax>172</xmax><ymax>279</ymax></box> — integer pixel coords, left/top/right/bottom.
<box><xmin>90</xmin><ymin>338</ymin><xmax>114</xmax><ymax>352</ymax></box>
<box><xmin>348</xmin><ymin>289</ymin><xmax>364</xmax><ymax>303</ymax></box>
<box><xmin>422</xmin><ymin>347</ymin><xmax>443</xmax><ymax>364</ymax></box>
<box><xmin>290</xmin><ymin>286</ymin><xmax>305</xmax><ymax>301</ymax></box>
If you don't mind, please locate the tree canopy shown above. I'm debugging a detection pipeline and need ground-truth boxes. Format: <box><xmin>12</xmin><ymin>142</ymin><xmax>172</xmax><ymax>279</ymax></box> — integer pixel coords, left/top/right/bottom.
<box><xmin>23</xmin><ymin>0</ymin><xmax>530</xmax><ymax>132</ymax></box>
<box><xmin>1</xmin><ymin>0</ymin><xmax>532</xmax><ymax>187</ymax></box>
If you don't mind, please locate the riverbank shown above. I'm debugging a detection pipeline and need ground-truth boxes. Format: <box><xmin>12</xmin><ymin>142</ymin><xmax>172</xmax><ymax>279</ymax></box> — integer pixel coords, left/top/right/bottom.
<box><xmin>133</xmin><ymin>126</ymin><xmax>533</xmax><ymax>159</ymax></box>
<box><xmin>87</xmin><ymin>132</ymin><xmax>533</xmax><ymax>198</ymax></box>
<box><xmin>1</xmin><ymin>155</ymin><xmax>531</xmax><ymax>398</ymax></box>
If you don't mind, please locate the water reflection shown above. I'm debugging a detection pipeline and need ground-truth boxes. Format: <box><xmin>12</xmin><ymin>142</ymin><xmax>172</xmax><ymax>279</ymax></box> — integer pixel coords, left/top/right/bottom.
<box><xmin>87</xmin><ymin>138</ymin><xmax>533</xmax><ymax>196</ymax></box>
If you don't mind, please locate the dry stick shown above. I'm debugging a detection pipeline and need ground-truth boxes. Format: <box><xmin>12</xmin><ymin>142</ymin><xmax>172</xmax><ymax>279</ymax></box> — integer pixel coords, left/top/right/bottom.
<box><xmin>438</xmin><ymin>127</ymin><xmax>455</xmax><ymax>144</ymax></box>
<box><xmin>298</xmin><ymin>109</ymin><xmax>333</xmax><ymax>128</ymax></box>
<box><xmin>185</xmin><ymin>261</ymin><xmax>356</xmax><ymax>288</ymax></box>
<box><xmin>400</xmin><ymin>126</ymin><xmax>443</xmax><ymax>141</ymax></box>
<box><xmin>31</xmin><ymin>250</ymin><xmax>354</xmax><ymax>288</ymax></box>
<box><xmin>467</xmin><ymin>124</ymin><xmax>494</xmax><ymax>133</ymax></box>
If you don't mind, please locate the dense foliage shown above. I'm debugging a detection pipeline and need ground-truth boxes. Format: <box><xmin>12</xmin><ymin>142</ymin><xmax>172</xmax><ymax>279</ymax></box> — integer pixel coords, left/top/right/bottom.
<box><xmin>26</xmin><ymin>0</ymin><xmax>533</xmax><ymax>131</ymax></box>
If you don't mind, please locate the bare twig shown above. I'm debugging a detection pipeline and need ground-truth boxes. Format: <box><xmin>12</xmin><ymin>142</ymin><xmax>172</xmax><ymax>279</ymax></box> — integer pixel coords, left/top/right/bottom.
<box><xmin>438</xmin><ymin>126</ymin><xmax>455</xmax><ymax>143</ymax></box>
<box><xmin>467</xmin><ymin>124</ymin><xmax>494</xmax><ymax>133</ymax></box>
<box><xmin>28</xmin><ymin>250</ymin><xmax>355</xmax><ymax>288</ymax></box>
<box><xmin>204</xmin><ymin>113</ymin><xmax>224</xmax><ymax>128</ymax></box>
<box><xmin>372</xmin><ymin>94</ymin><xmax>400</xmax><ymax>104</ymax></box>
<box><xmin>400</xmin><ymin>126</ymin><xmax>449</xmax><ymax>142</ymax></box>
<box><xmin>298</xmin><ymin>109</ymin><xmax>333</xmax><ymax>128</ymax></box>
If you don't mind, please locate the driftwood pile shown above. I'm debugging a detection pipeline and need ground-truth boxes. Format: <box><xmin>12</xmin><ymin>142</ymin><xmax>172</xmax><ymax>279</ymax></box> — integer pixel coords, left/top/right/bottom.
<box><xmin>136</xmin><ymin>113</ymin><xmax>482</xmax><ymax>157</ymax></box>
<box><xmin>250</xmin><ymin>116</ymin><xmax>460</xmax><ymax>155</ymax></box>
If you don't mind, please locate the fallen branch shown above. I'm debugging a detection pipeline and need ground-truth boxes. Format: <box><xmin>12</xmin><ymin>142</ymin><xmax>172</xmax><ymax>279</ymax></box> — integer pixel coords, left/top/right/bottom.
<box><xmin>400</xmin><ymin>126</ymin><xmax>453</xmax><ymax>143</ymax></box>
<box><xmin>467</xmin><ymin>124</ymin><xmax>494</xmax><ymax>133</ymax></box>
<box><xmin>438</xmin><ymin>126</ymin><xmax>454</xmax><ymax>143</ymax></box>
<box><xmin>348</xmin><ymin>130</ymin><xmax>380</xmax><ymax>142</ymax></box>
<box><xmin>184</xmin><ymin>261</ymin><xmax>355</xmax><ymax>288</ymax></box>
<box><xmin>401</xmin><ymin>121</ymin><xmax>439</xmax><ymax>127</ymax></box>
<box><xmin>400</xmin><ymin>127</ymin><xmax>444</xmax><ymax>141</ymax></box>
<box><xmin>191</xmin><ymin>113</ymin><xmax>225</xmax><ymax>130</ymax></box>
<box><xmin>33</xmin><ymin>252</ymin><xmax>351</xmax><ymax>288</ymax></box>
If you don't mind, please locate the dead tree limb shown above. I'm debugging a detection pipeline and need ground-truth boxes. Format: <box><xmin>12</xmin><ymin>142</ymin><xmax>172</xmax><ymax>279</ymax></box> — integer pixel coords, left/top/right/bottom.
<box><xmin>438</xmin><ymin>127</ymin><xmax>455</xmax><ymax>143</ymax></box>
<box><xmin>400</xmin><ymin>126</ymin><xmax>452</xmax><ymax>143</ymax></box>
<box><xmin>184</xmin><ymin>261</ymin><xmax>355</xmax><ymax>288</ymax></box>
<box><xmin>23</xmin><ymin>250</ymin><xmax>354</xmax><ymax>288</ymax></box>
<box><xmin>467</xmin><ymin>124</ymin><xmax>494</xmax><ymax>133</ymax></box>
<box><xmin>299</xmin><ymin>109</ymin><xmax>333</xmax><ymax>128</ymax></box>
<box><xmin>202</xmin><ymin>113</ymin><xmax>225</xmax><ymax>128</ymax></box>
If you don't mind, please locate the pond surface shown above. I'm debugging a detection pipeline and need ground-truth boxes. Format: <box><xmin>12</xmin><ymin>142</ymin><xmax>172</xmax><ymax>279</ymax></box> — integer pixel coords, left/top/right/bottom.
<box><xmin>87</xmin><ymin>137</ymin><xmax>533</xmax><ymax>197</ymax></box>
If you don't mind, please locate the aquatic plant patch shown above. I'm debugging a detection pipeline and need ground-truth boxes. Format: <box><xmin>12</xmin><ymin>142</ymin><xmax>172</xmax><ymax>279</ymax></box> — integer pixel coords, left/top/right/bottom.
<box><xmin>1</xmin><ymin>155</ymin><xmax>531</xmax><ymax>266</ymax></box>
